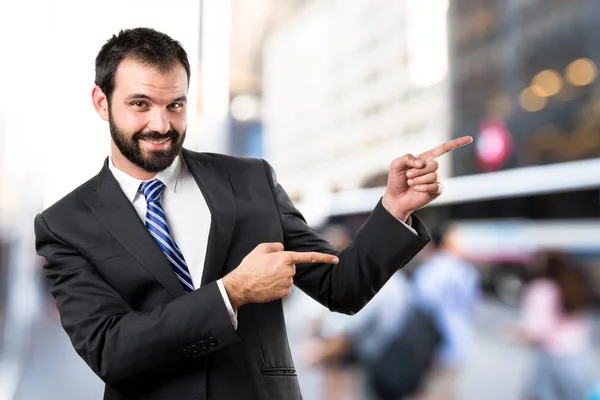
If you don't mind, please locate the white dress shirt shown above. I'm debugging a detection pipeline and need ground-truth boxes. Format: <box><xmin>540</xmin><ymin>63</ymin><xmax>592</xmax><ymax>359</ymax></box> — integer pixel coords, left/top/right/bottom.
<box><xmin>108</xmin><ymin>155</ymin><xmax>238</xmax><ymax>329</ymax></box>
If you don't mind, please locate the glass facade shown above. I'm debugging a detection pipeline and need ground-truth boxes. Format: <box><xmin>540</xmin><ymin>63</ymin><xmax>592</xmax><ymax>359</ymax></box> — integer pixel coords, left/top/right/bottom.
<box><xmin>449</xmin><ymin>0</ymin><xmax>600</xmax><ymax>176</ymax></box>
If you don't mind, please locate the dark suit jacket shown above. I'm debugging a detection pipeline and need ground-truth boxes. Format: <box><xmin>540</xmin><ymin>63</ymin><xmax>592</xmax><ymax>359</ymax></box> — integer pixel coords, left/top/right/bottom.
<box><xmin>34</xmin><ymin>149</ymin><xmax>429</xmax><ymax>400</ymax></box>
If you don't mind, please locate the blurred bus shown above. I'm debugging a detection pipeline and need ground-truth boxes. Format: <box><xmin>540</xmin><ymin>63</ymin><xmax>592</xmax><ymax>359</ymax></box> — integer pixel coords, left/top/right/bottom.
<box><xmin>318</xmin><ymin>210</ymin><xmax>600</xmax><ymax>307</ymax></box>
<box><xmin>300</xmin><ymin>159</ymin><xmax>600</xmax><ymax>306</ymax></box>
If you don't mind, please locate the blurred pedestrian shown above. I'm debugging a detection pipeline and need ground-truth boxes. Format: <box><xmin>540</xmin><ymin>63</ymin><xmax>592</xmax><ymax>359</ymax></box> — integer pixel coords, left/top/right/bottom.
<box><xmin>412</xmin><ymin>224</ymin><xmax>481</xmax><ymax>400</ymax></box>
<box><xmin>507</xmin><ymin>250</ymin><xmax>599</xmax><ymax>400</ymax></box>
<box><xmin>304</xmin><ymin>267</ymin><xmax>413</xmax><ymax>400</ymax></box>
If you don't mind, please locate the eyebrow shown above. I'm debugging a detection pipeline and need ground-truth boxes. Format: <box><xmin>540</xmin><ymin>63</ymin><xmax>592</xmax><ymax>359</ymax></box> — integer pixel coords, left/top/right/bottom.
<box><xmin>124</xmin><ymin>94</ymin><xmax>188</xmax><ymax>103</ymax></box>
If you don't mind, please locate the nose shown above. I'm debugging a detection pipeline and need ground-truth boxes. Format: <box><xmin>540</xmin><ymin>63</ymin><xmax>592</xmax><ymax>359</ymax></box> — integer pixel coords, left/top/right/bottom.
<box><xmin>147</xmin><ymin>109</ymin><xmax>170</xmax><ymax>134</ymax></box>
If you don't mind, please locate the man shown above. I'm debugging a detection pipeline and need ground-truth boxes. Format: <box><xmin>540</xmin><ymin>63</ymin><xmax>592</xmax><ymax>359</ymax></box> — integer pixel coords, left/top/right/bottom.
<box><xmin>33</xmin><ymin>27</ymin><xmax>472</xmax><ymax>400</ymax></box>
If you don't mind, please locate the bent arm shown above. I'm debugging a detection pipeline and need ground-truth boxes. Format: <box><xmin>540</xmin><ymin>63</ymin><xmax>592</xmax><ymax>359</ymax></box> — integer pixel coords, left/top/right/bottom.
<box><xmin>262</xmin><ymin>160</ymin><xmax>429</xmax><ymax>315</ymax></box>
<box><xmin>34</xmin><ymin>214</ymin><xmax>239</xmax><ymax>387</ymax></box>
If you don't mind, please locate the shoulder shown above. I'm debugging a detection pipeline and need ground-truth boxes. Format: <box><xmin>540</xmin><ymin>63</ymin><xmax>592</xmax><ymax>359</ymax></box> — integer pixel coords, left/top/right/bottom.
<box><xmin>40</xmin><ymin>167</ymin><xmax>105</xmax><ymax>221</ymax></box>
<box><xmin>183</xmin><ymin>149</ymin><xmax>267</xmax><ymax>170</ymax></box>
<box><xmin>182</xmin><ymin>149</ymin><xmax>277</xmax><ymax>183</ymax></box>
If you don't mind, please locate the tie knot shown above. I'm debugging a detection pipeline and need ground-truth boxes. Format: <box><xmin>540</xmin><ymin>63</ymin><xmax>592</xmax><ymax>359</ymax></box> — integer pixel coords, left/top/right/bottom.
<box><xmin>139</xmin><ymin>179</ymin><xmax>165</xmax><ymax>203</ymax></box>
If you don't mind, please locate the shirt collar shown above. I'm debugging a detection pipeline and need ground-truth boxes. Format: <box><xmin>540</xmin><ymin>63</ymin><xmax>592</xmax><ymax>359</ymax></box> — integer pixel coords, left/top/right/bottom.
<box><xmin>108</xmin><ymin>154</ymin><xmax>183</xmax><ymax>203</ymax></box>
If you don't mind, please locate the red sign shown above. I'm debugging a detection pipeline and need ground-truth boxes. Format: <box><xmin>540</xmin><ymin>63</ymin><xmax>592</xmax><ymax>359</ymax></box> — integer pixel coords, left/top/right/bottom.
<box><xmin>476</xmin><ymin>118</ymin><xmax>512</xmax><ymax>171</ymax></box>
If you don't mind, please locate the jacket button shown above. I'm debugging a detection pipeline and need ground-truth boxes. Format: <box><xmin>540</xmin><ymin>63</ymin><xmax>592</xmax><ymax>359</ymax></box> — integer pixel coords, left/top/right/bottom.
<box><xmin>208</xmin><ymin>337</ymin><xmax>219</xmax><ymax>347</ymax></box>
<box><xmin>200</xmin><ymin>341</ymin><xmax>209</xmax><ymax>351</ymax></box>
<box><xmin>182</xmin><ymin>348</ymin><xmax>190</xmax><ymax>358</ymax></box>
<box><xmin>191</xmin><ymin>345</ymin><xmax>199</xmax><ymax>355</ymax></box>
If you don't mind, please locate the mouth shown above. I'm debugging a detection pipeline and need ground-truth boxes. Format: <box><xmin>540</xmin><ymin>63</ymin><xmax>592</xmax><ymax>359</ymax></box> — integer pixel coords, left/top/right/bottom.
<box><xmin>139</xmin><ymin>137</ymin><xmax>173</xmax><ymax>150</ymax></box>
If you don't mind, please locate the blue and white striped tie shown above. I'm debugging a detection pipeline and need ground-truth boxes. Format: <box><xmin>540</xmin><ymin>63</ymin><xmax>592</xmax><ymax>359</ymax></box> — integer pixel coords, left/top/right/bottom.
<box><xmin>139</xmin><ymin>179</ymin><xmax>194</xmax><ymax>293</ymax></box>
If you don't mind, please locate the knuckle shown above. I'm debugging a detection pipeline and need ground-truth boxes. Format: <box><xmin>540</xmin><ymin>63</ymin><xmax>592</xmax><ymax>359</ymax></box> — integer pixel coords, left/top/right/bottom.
<box><xmin>392</xmin><ymin>154</ymin><xmax>413</xmax><ymax>168</ymax></box>
<box><xmin>281</xmin><ymin>254</ymin><xmax>293</xmax><ymax>264</ymax></box>
<box><xmin>257</xmin><ymin>243</ymin><xmax>269</xmax><ymax>251</ymax></box>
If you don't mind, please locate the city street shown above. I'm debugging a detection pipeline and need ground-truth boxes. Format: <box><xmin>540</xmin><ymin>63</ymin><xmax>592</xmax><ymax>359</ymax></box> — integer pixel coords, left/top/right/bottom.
<box><xmin>2</xmin><ymin>1</ymin><xmax>600</xmax><ymax>400</ymax></box>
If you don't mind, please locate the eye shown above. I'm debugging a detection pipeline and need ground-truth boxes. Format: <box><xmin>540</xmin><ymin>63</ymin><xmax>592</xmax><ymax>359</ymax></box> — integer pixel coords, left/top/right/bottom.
<box><xmin>131</xmin><ymin>101</ymin><xmax>148</xmax><ymax>108</ymax></box>
<box><xmin>169</xmin><ymin>102</ymin><xmax>184</xmax><ymax>110</ymax></box>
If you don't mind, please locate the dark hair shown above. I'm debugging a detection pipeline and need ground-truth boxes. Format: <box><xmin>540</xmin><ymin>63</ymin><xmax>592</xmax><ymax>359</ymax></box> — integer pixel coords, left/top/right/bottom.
<box><xmin>95</xmin><ymin>27</ymin><xmax>191</xmax><ymax>104</ymax></box>
<box><xmin>429</xmin><ymin>224</ymin><xmax>448</xmax><ymax>249</ymax></box>
<box><xmin>532</xmin><ymin>250</ymin><xmax>591</xmax><ymax>314</ymax></box>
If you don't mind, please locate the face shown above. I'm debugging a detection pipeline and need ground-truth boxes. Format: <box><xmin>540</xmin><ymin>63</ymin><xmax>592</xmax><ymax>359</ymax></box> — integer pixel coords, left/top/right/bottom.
<box><xmin>95</xmin><ymin>58</ymin><xmax>188</xmax><ymax>175</ymax></box>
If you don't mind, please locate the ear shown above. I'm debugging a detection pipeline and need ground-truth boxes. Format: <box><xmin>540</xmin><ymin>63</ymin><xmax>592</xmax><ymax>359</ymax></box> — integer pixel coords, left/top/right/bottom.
<box><xmin>92</xmin><ymin>85</ymin><xmax>109</xmax><ymax>121</ymax></box>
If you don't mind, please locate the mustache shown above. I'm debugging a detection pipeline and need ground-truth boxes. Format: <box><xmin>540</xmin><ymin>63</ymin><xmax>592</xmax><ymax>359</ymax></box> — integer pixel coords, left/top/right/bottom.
<box><xmin>134</xmin><ymin>130</ymin><xmax>180</xmax><ymax>141</ymax></box>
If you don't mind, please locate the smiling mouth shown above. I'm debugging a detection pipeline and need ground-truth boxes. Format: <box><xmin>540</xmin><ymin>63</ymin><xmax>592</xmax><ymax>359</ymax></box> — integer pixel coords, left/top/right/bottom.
<box><xmin>140</xmin><ymin>138</ymin><xmax>172</xmax><ymax>144</ymax></box>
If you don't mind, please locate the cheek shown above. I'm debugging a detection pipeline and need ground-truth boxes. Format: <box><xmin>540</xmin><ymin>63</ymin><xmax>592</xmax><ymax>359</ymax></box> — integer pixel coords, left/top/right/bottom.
<box><xmin>171</xmin><ymin>113</ymin><xmax>187</xmax><ymax>133</ymax></box>
<box><xmin>114</xmin><ymin>109</ymin><xmax>147</xmax><ymax>134</ymax></box>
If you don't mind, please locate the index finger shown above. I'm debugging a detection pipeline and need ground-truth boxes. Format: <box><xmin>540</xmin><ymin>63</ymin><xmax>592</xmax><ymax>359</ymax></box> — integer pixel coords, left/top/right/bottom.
<box><xmin>418</xmin><ymin>136</ymin><xmax>473</xmax><ymax>161</ymax></box>
<box><xmin>286</xmin><ymin>251</ymin><xmax>339</xmax><ymax>264</ymax></box>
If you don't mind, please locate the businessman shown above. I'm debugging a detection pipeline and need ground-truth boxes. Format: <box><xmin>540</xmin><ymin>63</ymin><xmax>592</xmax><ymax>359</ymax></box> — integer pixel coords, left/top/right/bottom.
<box><xmin>34</xmin><ymin>27</ymin><xmax>472</xmax><ymax>400</ymax></box>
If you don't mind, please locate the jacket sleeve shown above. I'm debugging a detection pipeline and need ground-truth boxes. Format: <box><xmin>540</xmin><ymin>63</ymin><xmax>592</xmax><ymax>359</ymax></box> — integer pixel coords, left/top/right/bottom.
<box><xmin>34</xmin><ymin>213</ymin><xmax>239</xmax><ymax>387</ymax></box>
<box><xmin>261</xmin><ymin>159</ymin><xmax>430</xmax><ymax>315</ymax></box>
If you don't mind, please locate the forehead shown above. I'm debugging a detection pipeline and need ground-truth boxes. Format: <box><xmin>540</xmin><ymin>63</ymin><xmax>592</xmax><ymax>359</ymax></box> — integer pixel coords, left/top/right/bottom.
<box><xmin>113</xmin><ymin>58</ymin><xmax>188</xmax><ymax>99</ymax></box>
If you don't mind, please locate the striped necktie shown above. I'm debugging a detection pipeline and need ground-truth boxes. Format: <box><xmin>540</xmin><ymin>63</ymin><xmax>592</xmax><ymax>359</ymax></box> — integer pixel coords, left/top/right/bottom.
<box><xmin>139</xmin><ymin>179</ymin><xmax>194</xmax><ymax>293</ymax></box>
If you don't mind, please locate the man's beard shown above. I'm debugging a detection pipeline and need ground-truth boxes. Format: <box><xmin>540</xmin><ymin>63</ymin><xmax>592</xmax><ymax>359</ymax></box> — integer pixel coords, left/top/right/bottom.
<box><xmin>109</xmin><ymin>113</ymin><xmax>185</xmax><ymax>173</ymax></box>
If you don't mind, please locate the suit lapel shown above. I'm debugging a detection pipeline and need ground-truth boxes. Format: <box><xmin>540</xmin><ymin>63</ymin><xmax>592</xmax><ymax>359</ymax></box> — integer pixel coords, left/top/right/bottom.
<box><xmin>182</xmin><ymin>150</ymin><xmax>236</xmax><ymax>287</ymax></box>
<box><xmin>85</xmin><ymin>161</ymin><xmax>186</xmax><ymax>298</ymax></box>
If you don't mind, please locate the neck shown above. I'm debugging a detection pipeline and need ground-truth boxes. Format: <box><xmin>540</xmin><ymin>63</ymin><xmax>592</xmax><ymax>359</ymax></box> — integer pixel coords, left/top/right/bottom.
<box><xmin>110</xmin><ymin>142</ymin><xmax>157</xmax><ymax>181</ymax></box>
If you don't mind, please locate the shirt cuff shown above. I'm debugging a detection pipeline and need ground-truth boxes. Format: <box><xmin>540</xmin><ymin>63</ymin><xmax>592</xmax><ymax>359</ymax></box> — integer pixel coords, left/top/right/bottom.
<box><xmin>399</xmin><ymin>215</ymin><xmax>418</xmax><ymax>236</ymax></box>
<box><xmin>217</xmin><ymin>279</ymin><xmax>238</xmax><ymax>330</ymax></box>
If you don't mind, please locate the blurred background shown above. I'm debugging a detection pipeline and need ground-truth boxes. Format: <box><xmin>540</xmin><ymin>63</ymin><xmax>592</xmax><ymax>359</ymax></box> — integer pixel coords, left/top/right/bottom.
<box><xmin>1</xmin><ymin>0</ymin><xmax>600</xmax><ymax>399</ymax></box>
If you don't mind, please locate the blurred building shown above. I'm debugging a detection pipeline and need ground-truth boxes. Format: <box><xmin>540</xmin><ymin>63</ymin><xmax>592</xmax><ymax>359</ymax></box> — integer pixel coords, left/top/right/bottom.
<box><xmin>220</xmin><ymin>0</ymin><xmax>309</xmax><ymax>158</ymax></box>
<box><xmin>261</xmin><ymin>0</ymin><xmax>451</xmax><ymax>207</ymax></box>
<box><xmin>447</xmin><ymin>0</ymin><xmax>600</xmax><ymax>218</ymax></box>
